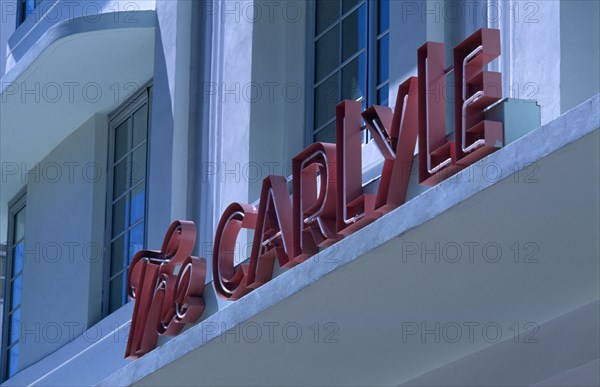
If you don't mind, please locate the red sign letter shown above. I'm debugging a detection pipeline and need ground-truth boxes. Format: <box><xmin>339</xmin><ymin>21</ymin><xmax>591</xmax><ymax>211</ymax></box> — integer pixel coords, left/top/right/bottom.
<box><xmin>246</xmin><ymin>175</ymin><xmax>295</xmax><ymax>289</ymax></box>
<box><xmin>335</xmin><ymin>100</ymin><xmax>379</xmax><ymax>235</ymax></box>
<box><xmin>125</xmin><ymin>221</ymin><xmax>206</xmax><ymax>359</ymax></box>
<box><xmin>454</xmin><ymin>28</ymin><xmax>503</xmax><ymax>166</ymax></box>
<box><xmin>418</xmin><ymin>42</ymin><xmax>459</xmax><ymax>186</ymax></box>
<box><xmin>292</xmin><ymin>143</ymin><xmax>339</xmax><ymax>261</ymax></box>
<box><xmin>212</xmin><ymin>202</ymin><xmax>257</xmax><ymax>300</ymax></box>
<box><xmin>362</xmin><ymin>76</ymin><xmax>419</xmax><ymax>214</ymax></box>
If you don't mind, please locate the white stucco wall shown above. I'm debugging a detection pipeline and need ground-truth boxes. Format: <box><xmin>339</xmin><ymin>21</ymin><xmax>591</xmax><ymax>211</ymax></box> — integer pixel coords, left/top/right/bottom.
<box><xmin>560</xmin><ymin>0</ymin><xmax>600</xmax><ymax>114</ymax></box>
<box><xmin>510</xmin><ymin>0</ymin><xmax>561</xmax><ymax>125</ymax></box>
<box><xmin>18</xmin><ymin>113</ymin><xmax>107</xmax><ymax>370</ymax></box>
<box><xmin>248</xmin><ymin>0</ymin><xmax>306</xmax><ymax>201</ymax></box>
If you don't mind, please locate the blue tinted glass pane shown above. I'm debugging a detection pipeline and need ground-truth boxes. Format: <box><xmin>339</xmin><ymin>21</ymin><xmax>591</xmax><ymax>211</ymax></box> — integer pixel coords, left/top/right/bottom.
<box><xmin>114</xmin><ymin>119</ymin><xmax>130</xmax><ymax>162</ymax></box>
<box><xmin>112</xmin><ymin>196</ymin><xmax>129</xmax><ymax>237</ymax></box>
<box><xmin>342</xmin><ymin>4</ymin><xmax>366</xmax><ymax>61</ymax></box>
<box><xmin>316</xmin><ymin>0</ymin><xmax>340</xmax><ymax>35</ymax></box>
<box><xmin>25</xmin><ymin>0</ymin><xmax>35</xmax><ymax>16</ymax></box>
<box><xmin>12</xmin><ymin>242</ymin><xmax>24</xmax><ymax>275</ymax></box>
<box><xmin>14</xmin><ymin>208</ymin><xmax>25</xmax><ymax>242</ymax></box>
<box><xmin>130</xmin><ymin>184</ymin><xmax>145</xmax><ymax>225</ymax></box>
<box><xmin>128</xmin><ymin>222</ymin><xmax>144</xmax><ymax>264</ymax></box>
<box><xmin>113</xmin><ymin>157</ymin><xmax>128</xmax><ymax>200</ymax></box>
<box><xmin>315</xmin><ymin>25</ymin><xmax>340</xmax><ymax>82</ymax></box>
<box><xmin>314</xmin><ymin>73</ymin><xmax>339</xmax><ymax>129</ymax></box>
<box><xmin>378</xmin><ymin>34</ymin><xmax>389</xmax><ymax>85</ymax></box>
<box><xmin>342</xmin><ymin>0</ymin><xmax>359</xmax><ymax>14</ymax></box>
<box><xmin>0</xmin><ymin>259</ymin><xmax>5</xmax><ymax>296</ymax></box>
<box><xmin>110</xmin><ymin>235</ymin><xmax>126</xmax><ymax>277</ymax></box>
<box><xmin>131</xmin><ymin>146</ymin><xmax>146</xmax><ymax>187</ymax></box>
<box><xmin>378</xmin><ymin>0</ymin><xmax>389</xmax><ymax>34</ymax></box>
<box><xmin>342</xmin><ymin>53</ymin><xmax>366</xmax><ymax>102</ymax></box>
<box><xmin>315</xmin><ymin>121</ymin><xmax>336</xmax><ymax>143</ymax></box>
<box><xmin>9</xmin><ymin>308</ymin><xmax>20</xmax><ymax>344</ymax></box>
<box><xmin>132</xmin><ymin>104</ymin><xmax>148</xmax><ymax>147</ymax></box>
<box><xmin>8</xmin><ymin>343</ymin><xmax>19</xmax><ymax>377</ymax></box>
<box><xmin>109</xmin><ymin>272</ymin><xmax>125</xmax><ymax>313</ymax></box>
<box><xmin>377</xmin><ymin>84</ymin><xmax>389</xmax><ymax>106</ymax></box>
<box><xmin>11</xmin><ymin>275</ymin><xmax>22</xmax><ymax>308</ymax></box>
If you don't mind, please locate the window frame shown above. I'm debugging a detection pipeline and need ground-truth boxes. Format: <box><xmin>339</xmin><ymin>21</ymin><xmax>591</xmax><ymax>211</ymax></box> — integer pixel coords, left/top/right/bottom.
<box><xmin>371</xmin><ymin>0</ymin><xmax>390</xmax><ymax>107</ymax></box>
<box><xmin>1</xmin><ymin>187</ymin><xmax>27</xmax><ymax>382</ymax></box>
<box><xmin>102</xmin><ymin>87</ymin><xmax>152</xmax><ymax>317</ymax></box>
<box><xmin>16</xmin><ymin>0</ymin><xmax>41</xmax><ymax>27</ymax></box>
<box><xmin>307</xmin><ymin>0</ymin><xmax>389</xmax><ymax>145</ymax></box>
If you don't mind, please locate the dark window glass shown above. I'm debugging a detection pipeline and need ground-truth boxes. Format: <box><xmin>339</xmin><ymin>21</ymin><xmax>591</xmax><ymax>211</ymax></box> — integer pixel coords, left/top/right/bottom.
<box><xmin>129</xmin><ymin>222</ymin><xmax>145</xmax><ymax>262</ymax></box>
<box><xmin>342</xmin><ymin>53</ymin><xmax>367</xmax><ymax>103</ymax></box>
<box><xmin>17</xmin><ymin>0</ymin><xmax>37</xmax><ymax>26</ymax></box>
<box><xmin>314</xmin><ymin>74</ymin><xmax>339</xmax><ymax>130</ymax></box>
<box><xmin>0</xmin><ymin>253</ymin><xmax>5</xmax><ymax>302</ymax></box>
<box><xmin>113</xmin><ymin>158</ymin><xmax>129</xmax><ymax>199</ymax></box>
<box><xmin>109</xmin><ymin>272</ymin><xmax>126</xmax><ymax>313</ymax></box>
<box><xmin>107</xmin><ymin>97</ymin><xmax>149</xmax><ymax>314</ymax></box>
<box><xmin>312</xmin><ymin>0</ymin><xmax>388</xmax><ymax>143</ymax></box>
<box><xmin>110</xmin><ymin>236</ymin><xmax>126</xmax><ymax>277</ymax></box>
<box><xmin>9</xmin><ymin>309</ymin><xmax>20</xmax><ymax>345</ymax></box>
<box><xmin>342</xmin><ymin>0</ymin><xmax>359</xmax><ymax>14</ymax></box>
<box><xmin>378</xmin><ymin>0</ymin><xmax>389</xmax><ymax>34</ymax></box>
<box><xmin>377</xmin><ymin>34</ymin><xmax>389</xmax><ymax>85</ymax></box>
<box><xmin>315</xmin><ymin>121</ymin><xmax>337</xmax><ymax>143</ymax></box>
<box><xmin>14</xmin><ymin>210</ymin><xmax>25</xmax><ymax>242</ymax></box>
<box><xmin>377</xmin><ymin>83</ymin><xmax>389</xmax><ymax>106</ymax></box>
<box><xmin>112</xmin><ymin>196</ymin><xmax>128</xmax><ymax>237</ymax></box>
<box><xmin>4</xmin><ymin>196</ymin><xmax>26</xmax><ymax>379</ymax></box>
<box><xmin>131</xmin><ymin>147</ymin><xmax>146</xmax><ymax>186</ymax></box>
<box><xmin>10</xmin><ymin>275</ymin><xmax>22</xmax><ymax>309</ymax></box>
<box><xmin>342</xmin><ymin>4</ymin><xmax>366</xmax><ymax>62</ymax></box>
<box><xmin>12</xmin><ymin>243</ymin><xmax>23</xmax><ymax>276</ymax></box>
<box><xmin>130</xmin><ymin>185</ymin><xmax>145</xmax><ymax>225</ymax></box>
<box><xmin>7</xmin><ymin>344</ymin><xmax>19</xmax><ymax>377</ymax></box>
<box><xmin>114</xmin><ymin>121</ymin><xmax>130</xmax><ymax>162</ymax></box>
<box><xmin>315</xmin><ymin>26</ymin><xmax>340</xmax><ymax>82</ymax></box>
<box><xmin>316</xmin><ymin>0</ymin><xmax>340</xmax><ymax>35</ymax></box>
<box><xmin>132</xmin><ymin>105</ymin><xmax>148</xmax><ymax>147</ymax></box>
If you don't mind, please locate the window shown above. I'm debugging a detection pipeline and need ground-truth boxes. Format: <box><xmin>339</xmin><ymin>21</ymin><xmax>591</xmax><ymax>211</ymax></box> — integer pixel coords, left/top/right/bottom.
<box><xmin>311</xmin><ymin>0</ymin><xmax>389</xmax><ymax>143</ymax></box>
<box><xmin>374</xmin><ymin>0</ymin><xmax>389</xmax><ymax>106</ymax></box>
<box><xmin>104</xmin><ymin>90</ymin><xmax>150</xmax><ymax>315</ymax></box>
<box><xmin>1</xmin><ymin>189</ymin><xmax>26</xmax><ymax>381</ymax></box>
<box><xmin>17</xmin><ymin>0</ymin><xmax>41</xmax><ymax>26</ymax></box>
<box><xmin>0</xmin><ymin>245</ymin><xmax>6</xmax><ymax>318</ymax></box>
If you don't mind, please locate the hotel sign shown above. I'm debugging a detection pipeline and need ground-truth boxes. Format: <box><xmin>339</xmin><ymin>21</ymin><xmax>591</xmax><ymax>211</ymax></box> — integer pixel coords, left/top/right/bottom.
<box><xmin>125</xmin><ymin>28</ymin><xmax>503</xmax><ymax>359</ymax></box>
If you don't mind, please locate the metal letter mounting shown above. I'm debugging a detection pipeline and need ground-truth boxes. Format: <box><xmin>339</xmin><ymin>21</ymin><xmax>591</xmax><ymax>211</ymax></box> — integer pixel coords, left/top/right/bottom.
<box><xmin>125</xmin><ymin>221</ymin><xmax>206</xmax><ymax>359</ymax></box>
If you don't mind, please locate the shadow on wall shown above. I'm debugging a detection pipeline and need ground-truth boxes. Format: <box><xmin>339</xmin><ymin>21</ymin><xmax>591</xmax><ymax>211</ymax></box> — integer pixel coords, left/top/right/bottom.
<box><xmin>145</xmin><ymin>19</ymin><xmax>174</xmax><ymax>253</ymax></box>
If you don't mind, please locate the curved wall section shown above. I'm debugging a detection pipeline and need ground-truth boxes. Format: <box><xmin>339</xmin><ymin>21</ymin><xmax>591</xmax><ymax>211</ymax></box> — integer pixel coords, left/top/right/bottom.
<box><xmin>6</xmin><ymin>0</ymin><xmax>156</xmax><ymax>71</ymax></box>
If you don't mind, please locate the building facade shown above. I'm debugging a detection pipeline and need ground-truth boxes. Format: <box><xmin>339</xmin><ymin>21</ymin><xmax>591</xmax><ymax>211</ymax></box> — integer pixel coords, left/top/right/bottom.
<box><xmin>0</xmin><ymin>0</ymin><xmax>598</xmax><ymax>385</ymax></box>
